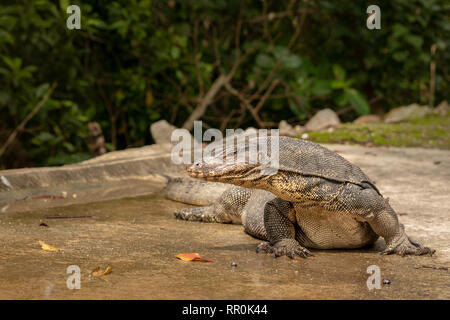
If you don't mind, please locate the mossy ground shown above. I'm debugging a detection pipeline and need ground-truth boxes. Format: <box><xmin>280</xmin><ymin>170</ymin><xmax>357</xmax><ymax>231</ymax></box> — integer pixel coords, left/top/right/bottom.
<box><xmin>306</xmin><ymin>113</ymin><xmax>450</xmax><ymax>149</ymax></box>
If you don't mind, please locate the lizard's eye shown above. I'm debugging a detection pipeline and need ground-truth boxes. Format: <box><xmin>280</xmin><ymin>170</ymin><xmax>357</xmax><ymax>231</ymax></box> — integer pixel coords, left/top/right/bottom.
<box><xmin>225</xmin><ymin>149</ymin><xmax>237</xmax><ymax>159</ymax></box>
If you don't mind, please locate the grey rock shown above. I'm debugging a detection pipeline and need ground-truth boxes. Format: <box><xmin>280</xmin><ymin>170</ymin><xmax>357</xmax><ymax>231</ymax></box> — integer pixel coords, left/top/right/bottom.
<box><xmin>279</xmin><ymin>120</ymin><xmax>304</xmax><ymax>137</ymax></box>
<box><xmin>305</xmin><ymin>109</ymin><xmax>340</xmax><ymax>132</ymax></box>
<box><xmin>150</xmin><ymin>120</ymin><xmax>179</xmax><ymax>144</ymax></box>
<box><xmin>435</xmin><ymin>100</ymin><xmax>449</xmax><ymax>116</ymax></box>
<box><xmin>384</xmin><ymin>104</ymin><xmax>430</xmax><ymax>123</ymax></box>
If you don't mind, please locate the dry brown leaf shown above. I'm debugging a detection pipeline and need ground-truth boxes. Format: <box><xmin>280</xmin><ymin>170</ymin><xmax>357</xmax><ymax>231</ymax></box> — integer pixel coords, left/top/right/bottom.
<box><xmin>91</xmin><ymin>266</ymin><xmax>103</xmax><ymax>277</ymax></box>
<box><xmin>36</xmin><ymin>239</ymin><xmax>59</xmax><ymax>252</ymax></box>
<box><xmin>176</xmin><ymin>252</ymin><xmax>213</xmax><ymax>262</ymax></box>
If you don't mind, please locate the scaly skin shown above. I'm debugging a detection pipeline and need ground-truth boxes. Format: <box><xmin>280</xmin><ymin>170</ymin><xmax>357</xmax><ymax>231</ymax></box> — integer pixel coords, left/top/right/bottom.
<box><xmin>174</xmin><ymin>136</ymin><xmax>434</xmax><ymax>258</ymax></box>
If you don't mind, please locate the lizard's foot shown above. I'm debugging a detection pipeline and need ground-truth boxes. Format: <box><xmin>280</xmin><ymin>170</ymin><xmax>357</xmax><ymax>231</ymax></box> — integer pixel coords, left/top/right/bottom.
<box><xmin>256</xmin><ymin>239</ymin><xmax>314</xmax><ymax>259</ymax></box>
<box><xmin>383</xmin><ymin>233</ymin><xmax>435</xmax><ymax>256</ymax></box>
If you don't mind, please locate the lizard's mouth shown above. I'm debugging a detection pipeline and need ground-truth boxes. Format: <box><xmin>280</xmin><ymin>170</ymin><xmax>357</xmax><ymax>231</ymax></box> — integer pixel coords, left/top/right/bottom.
<box><xmin>186</xmin><ymin>163</ymin><xmax>206</xmax><ymax>179</ymax></box>
<box><xmin>186</xmin><ymin>160</ymin><xmax>263</xmax><ymax>185</ymax></box>
<box><xmin>186</xmin><ymin>161</ymin><xmax>225</xmax><ymax>181</ymax></box>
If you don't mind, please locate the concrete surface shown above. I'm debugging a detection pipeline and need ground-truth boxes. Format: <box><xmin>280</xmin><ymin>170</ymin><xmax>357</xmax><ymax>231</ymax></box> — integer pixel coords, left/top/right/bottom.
<box><xmin>0</xmin><ymin>144</ymin><xmax>448</xmax><ymax>299</ymax></box>
<box><xmin>0</xmin><ymin>143</ymin><xmax>183</xmax><ymax>212</ymax></box>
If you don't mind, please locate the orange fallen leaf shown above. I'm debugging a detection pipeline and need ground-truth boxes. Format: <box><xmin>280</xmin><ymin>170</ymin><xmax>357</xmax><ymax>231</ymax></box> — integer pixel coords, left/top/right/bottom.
<box><xmin>91</xmin><ymin>266</ymin><xmax>112</xmax><ymax>276</ymax></box>
<box><xmin>176</xmin><ymin>253</ymin><xmax>213</xmax><ymax>262</ymax></box>
<box><xmin>36</xmin><ymin>239</ymin><xmax>59</xmax><ymax>252</ymax></box>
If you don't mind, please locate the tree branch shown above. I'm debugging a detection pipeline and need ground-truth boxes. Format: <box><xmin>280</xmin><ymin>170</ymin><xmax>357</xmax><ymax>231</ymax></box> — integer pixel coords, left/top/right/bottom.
<box><xmin>254</xmin><ymin>79</ymin><xmax>280</xmax><ymax>113</ymax></box>
<box><xmin>192</xmin><ymin>18</ymin><xmax>204</xmax><ymax>97</ymax></box>
<box><xmin>182</xmin><ymin>74</ymin><xmax>227</xmax><ymax>130</ymax></box>
<box><xmin>225</xmin><ymin>82</ymin><xmax>265</xmax><ymax>128</ymax></box>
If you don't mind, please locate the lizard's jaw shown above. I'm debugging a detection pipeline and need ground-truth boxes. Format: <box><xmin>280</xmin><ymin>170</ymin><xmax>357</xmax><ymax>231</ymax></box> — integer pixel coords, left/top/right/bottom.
<box><xmin>186</xmin><ymin>163</ymin><xmax>208</xmax><ymax>180</ymax></box>
<box><xmin>186</xmin><ymin>161</ymin><xmax>237</xmax><ymax>181</ymax></box>
<box><xmin>186</xmin><ymin>161</ymin><xmax>264</xmax><ymax>187</ymax></box>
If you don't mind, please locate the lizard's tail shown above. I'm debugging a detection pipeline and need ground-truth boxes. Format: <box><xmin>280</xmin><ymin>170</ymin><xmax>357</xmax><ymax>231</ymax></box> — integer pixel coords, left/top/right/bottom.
<box><xmin>164</xmin><ymin>176</ymin><xmax>230</xmax><ymax>206</ymax></box>
<box><xmin>174</xmin><ymin>206</ymin><xmax>220</xmax><ymax>223</ymax></box>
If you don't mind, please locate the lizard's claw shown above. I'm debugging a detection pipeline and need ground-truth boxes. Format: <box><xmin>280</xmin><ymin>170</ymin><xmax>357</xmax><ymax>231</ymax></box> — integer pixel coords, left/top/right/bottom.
<box><xmin>383</xmin><ymin>234</ymin><xmax>435</xmax><ymax>256</ymax></box>
<box><xmin>256</xmin><ymin>239</ymin><xmax>313</xmax><ymax>259</ymax></box>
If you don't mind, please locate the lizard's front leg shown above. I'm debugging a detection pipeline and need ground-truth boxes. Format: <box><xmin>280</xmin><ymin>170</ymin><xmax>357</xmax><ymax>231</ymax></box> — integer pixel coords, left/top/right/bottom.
<box><xmin>340</xmin><ymin>184</ymin><xmax>435</xmax><ymax>256</ymax></box>
<box><xmin>174</xmin><ymin>186</ymin><xmax>252</xmax><ymax>224</ymax></box>
<box><xmin>256</xmin><ymin>197</ymin><xmax>313</xmax><ymax>259</ymax></box>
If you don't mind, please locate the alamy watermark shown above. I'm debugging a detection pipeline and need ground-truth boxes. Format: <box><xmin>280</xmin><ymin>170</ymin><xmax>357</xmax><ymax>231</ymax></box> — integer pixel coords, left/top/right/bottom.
<box><xmin>366</xmin><ymin>5</ymin><xmax>381</xmax><ymax>30</ymax></box>
<box><xmin>65</xmin><ymin>5</ymin><xmax>381</xmax><ymax>31</ymax></box>
<box><xmin>66</xmin><ymin>5</ymin><xmax>81</xmax><ymax>30</ymax></box>
<box><xmin>366</xmin><ymin>265</ymin><xmax>381</xmax><ymax>290</ymax></box>
<box><xmin>170</xmin><ymin>121</ymin><xmax>279</xmax><ymax>175</ymax></box>
<box><xmin>66</xmin><ymin>265</ymin><xmax>81</xmax><ymax>289</ymax></box>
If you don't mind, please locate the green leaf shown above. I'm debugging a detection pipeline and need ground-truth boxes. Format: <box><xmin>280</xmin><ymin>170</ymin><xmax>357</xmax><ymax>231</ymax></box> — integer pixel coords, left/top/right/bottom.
<box><xmin>405</xmin><ymin>35</ymin><xmax>423</xmax><ymax>48</ymax></box>
<box><xmin>335</xmin><ymin>92</ymin><xmax>348</xmax><ymax>107</ymax></box>
<box><xmin>3</xmin><ymin>56</ymin><xmax>21</xmax><ymax>70</ymax></box>
<box><xmin>392</xmin><ymin>24</ymin><xmax>409</xmax><ymax>37</ymax></box>
<box><xmin>0</xmin><ymin>91</ymin><xmax>10</xmax><ymax>105</ymax></box>
<box><xmin>288</xmin><ymin>99</ymin><xmax>307</xmax><ymax>120</ymax></box>
<box><xmin>311</xmin><ymin>80</ymin><xmax>331</xmax><ymax>96</ymax></box>
<box><xmin>282</xmin><ymin>54</ymin><xmax>302</xmax><ymax>69</ymax></box>
<box><xmin>35</xmin><ymin>83</ymin><xmax>50</xmax><ymax>98</ymax></box>
<box><xmin>59</xmin><ymin>0</ymin><xmax>70</xmax><ymax>11</ymax></box>
<box><xmin>47</xmin><ymin>152</ymin><xmax>91</xmax><ymax>166</ymax></box>
<box><xmin>332</xmin><ymin>65</ymin><xmax>346</xmax><ymax>81</ymax></box>
<box><xmin>0</xmin><ymin>67</ymin><xmax>10</xmax><ymax>77</ymax></box>
<box><xmin>63</xmin><ymin>141</ymin><xmax>76</xmax><ymax>152</ymax></box>
<box><xmin>32</xmin><ymin>132</ymin><xmax>55</xmax><ymax>145</ymax></box>
<box><xmin>331</xmin><ymin>80</ymin><xmax>347</xmax><ymax>90</ymax></box>
<box><xmin>392</xmin><ymin>51</ymin><xmax>409</xmax><ymax>61</ymax></box>
<box><xmin>0</xmin><ymin>30</ymin><xmax>14</xmax><ymax>45</ymax></box>
<box><xmin>43</xmin><ymin>99</ymin><xmax>61</xmax><ymax>110</ymax></box>
<box><xmin>0</xmin><ymin>16</ymin><xmax>18</xmax><ymax>29</ymax></box>
<box><xmin>86</xmin><ymin>18</ymin><xmax>108</xmax><ymax>29</ymax></box>
<box><xmin>170</xmin><ymin>46</ymin><xmax>180</xmax><ymax>59</ymax></box>
<box><xmin>271</xmin><ymin>46</ymin><xmax>289</xmax><ymax>60</ymax></box>
<box><xmin>256</xmin><ymin>54</ymin><xmax>274</xmax><ymax>69</ymax></box>
<box><xmin>345</xmin><ymin>88</ymin><xmax>370</xmax><ymax>115</ymax></box>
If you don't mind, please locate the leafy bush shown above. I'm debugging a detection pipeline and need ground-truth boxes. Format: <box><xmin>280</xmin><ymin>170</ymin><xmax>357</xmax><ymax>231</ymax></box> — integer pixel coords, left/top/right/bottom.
<box><xmin>0</xmin><ymin>0</ymin><xmax>448</xmax><ymax>168</ymax></box>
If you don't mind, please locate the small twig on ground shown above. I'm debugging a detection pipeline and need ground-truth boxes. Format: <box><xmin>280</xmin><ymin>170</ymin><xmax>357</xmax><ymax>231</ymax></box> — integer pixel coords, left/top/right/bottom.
<box><xmin>43</xmin><ymin>215</ymin><xmax>96</xmax><ymax>219</ymax></box>
<box><xmin>415</xmin><ymin>265</ymin><xmax>448</xmax><ymax>271</ymax></box>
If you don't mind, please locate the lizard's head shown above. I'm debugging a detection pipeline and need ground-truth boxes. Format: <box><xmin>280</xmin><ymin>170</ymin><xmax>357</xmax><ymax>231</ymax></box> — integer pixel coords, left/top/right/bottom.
<box><xmin>187</xmin><ymin>135</ymin><xmax>279</xmax><ymax>187</ymax></box>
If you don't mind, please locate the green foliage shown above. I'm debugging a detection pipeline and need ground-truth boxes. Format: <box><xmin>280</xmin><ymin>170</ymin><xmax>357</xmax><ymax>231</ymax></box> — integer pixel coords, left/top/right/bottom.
<box><xmin>0</xmin><ymin>0</ymin><xmax>448</xmax><ymax>168</ymax></box>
